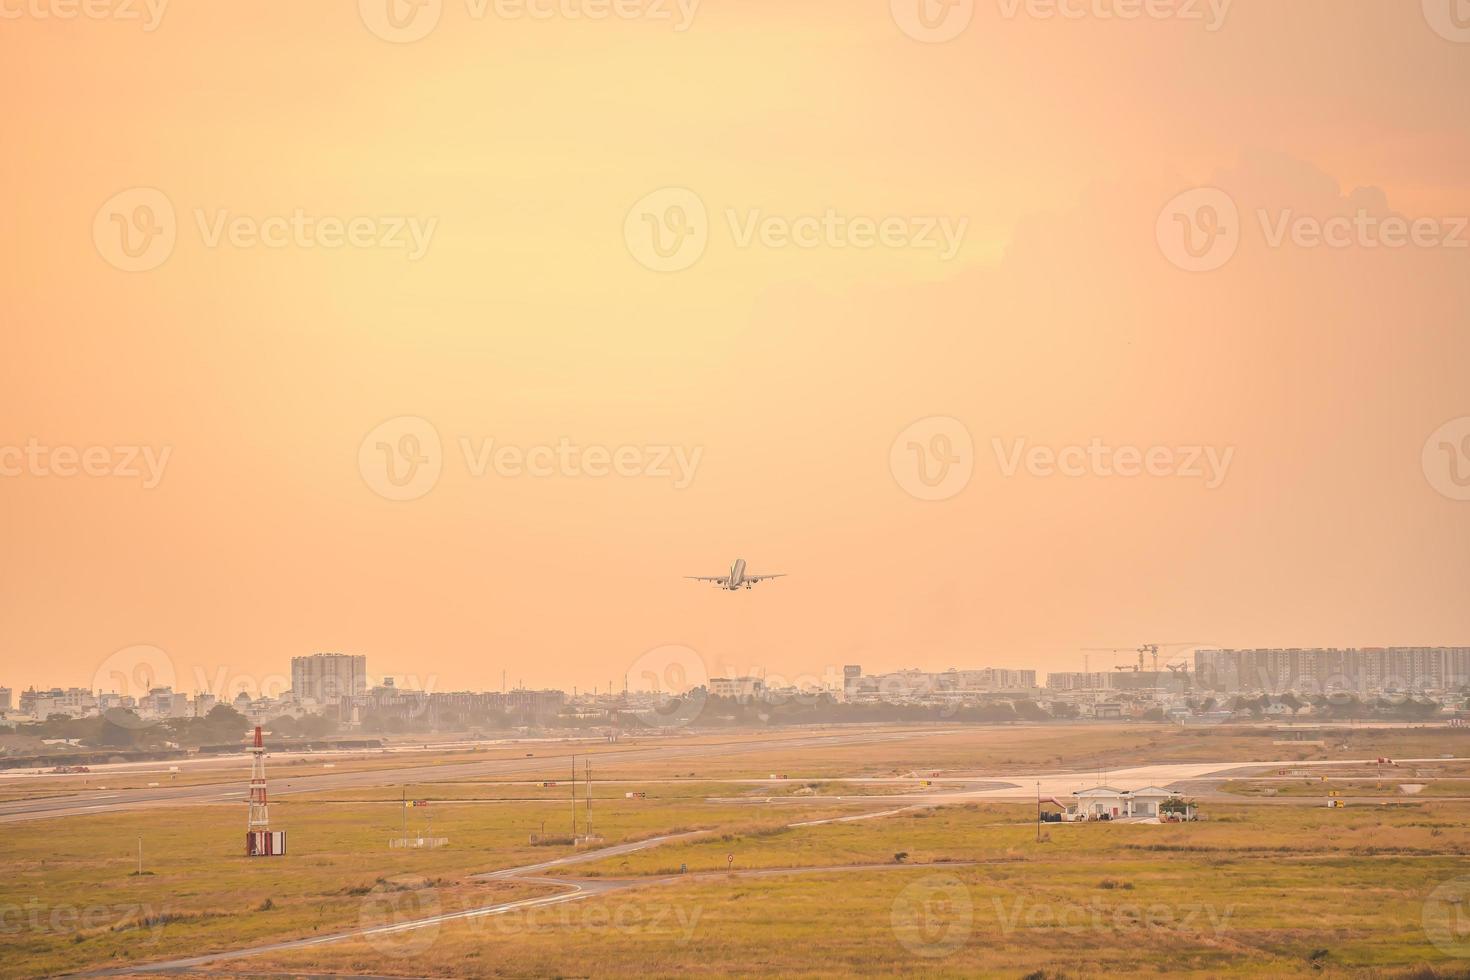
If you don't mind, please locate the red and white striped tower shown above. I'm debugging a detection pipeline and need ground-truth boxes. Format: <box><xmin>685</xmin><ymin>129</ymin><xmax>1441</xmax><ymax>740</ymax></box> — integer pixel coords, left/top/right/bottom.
<box><xmin>247</xmin><ymin>726</ymin><xmax>269</xmax><ymax>833</ymax></box>
<box><xmin>244</xmin><ymin>726</ymin><xmax>285</xmax><ymax>856</ymax></box>
<box><xmin>247</xmin><ymin>725</ymin><xmax>269</xmax><ymax>830</ymax></box>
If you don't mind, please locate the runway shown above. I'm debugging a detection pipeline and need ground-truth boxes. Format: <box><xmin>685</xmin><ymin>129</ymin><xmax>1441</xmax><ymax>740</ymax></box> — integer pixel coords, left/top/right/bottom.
<box><xmin>0</xmin><ymin>728</ymin><xmax>955</xmax><ymax>824</ymax></box>
<box><xmin>10</xmin><ymin>735</ymin><xmax>1455</xmax><ymax>824</ymax></box>
<box><xmin>707</xmin><ymin>757</ymin><xmax>1469</xmax><ymax>809</ymax></box>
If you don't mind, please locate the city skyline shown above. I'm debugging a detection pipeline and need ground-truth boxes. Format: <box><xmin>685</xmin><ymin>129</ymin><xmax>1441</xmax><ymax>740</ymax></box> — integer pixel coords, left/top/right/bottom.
<box><xmin>10</xmin><ymin>644</ymin><xmax>1470</xmax><ymax>704</ymax></box>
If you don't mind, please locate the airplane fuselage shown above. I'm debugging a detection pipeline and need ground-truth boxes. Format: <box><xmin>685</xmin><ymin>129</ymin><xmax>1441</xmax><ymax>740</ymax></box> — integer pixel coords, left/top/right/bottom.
<box><xmin>686</xmin><ymin>557</ymin><xmax>781</xmax><ymax>590</ymax></box>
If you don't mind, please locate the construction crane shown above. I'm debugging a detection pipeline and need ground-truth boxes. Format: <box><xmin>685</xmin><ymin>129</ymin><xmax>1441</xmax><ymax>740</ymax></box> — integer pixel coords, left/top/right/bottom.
<box><xmin>1084</xmin><ymin>644</ymin><xmax>1161</xmax><ymax>674</ymax></box>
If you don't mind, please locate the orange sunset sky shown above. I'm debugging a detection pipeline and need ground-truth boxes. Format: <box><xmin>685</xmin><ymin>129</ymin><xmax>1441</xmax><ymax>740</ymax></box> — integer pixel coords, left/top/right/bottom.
<box><xmin>2</xmin><ymin>1</ymin><xmax>1468</xmax><ymax>697</ymax></box>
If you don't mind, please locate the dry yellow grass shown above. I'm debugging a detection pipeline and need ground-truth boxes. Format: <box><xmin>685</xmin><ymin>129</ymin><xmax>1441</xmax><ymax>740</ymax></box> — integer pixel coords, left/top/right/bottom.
<box><xmin>8</xmin><ymin>724</ymin><xmax>1470</xmax><ymax>977</ymax></box>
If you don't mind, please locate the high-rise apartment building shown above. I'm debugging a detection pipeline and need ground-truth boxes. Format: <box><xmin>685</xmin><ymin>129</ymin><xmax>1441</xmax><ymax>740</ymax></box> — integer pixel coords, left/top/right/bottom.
<box><xmin>291</xmin><ymin>653</ymin><xmax>368</xmax><ymax>703</ymax></box>
<box><xmin>1194</xmin><ymin>647</ymin><xmax>1470</xmax><ymax>694</ymax></box>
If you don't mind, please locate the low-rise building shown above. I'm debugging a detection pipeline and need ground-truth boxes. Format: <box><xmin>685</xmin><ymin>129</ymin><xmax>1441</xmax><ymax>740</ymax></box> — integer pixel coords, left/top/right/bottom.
<box><xmin>709</xmin><ymin>677</ymin><xmax>766</xmax><ymax>701</ymax></box>
<box><xmin>20</xmin><ymin>687</ymin><xmax>98</xmax><ymax>719</ymax></box>
<box><xmin>846</xmin><ymin>666</ymin><xmax>1038</xmax><ymax>701</ymax></box>
<box><xmin>1052</xmin><ymin>786</ymin><xmax>1196</xmax><ymax>821</ymax></box>
<box><xmin>1127</xmin><ymin>786</ymin><xmax>1177</xmax><ymax>818</ymax></box>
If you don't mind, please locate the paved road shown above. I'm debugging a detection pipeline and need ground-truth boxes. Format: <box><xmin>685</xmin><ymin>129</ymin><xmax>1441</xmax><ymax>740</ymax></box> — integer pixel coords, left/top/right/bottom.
<box><xmin>921</xmin><ymin>756</ymin><xmax>1468</xmax><ymax>803</ymax></box>
<box><xmin>705</xmin><ymin>757</ymin><xmax>1469</xmax><ymax>811</ymax></box>
<box><xmin>0</xmin><ymin>728</ymin><xmax>954</xmax><ymax>824</ymax></box>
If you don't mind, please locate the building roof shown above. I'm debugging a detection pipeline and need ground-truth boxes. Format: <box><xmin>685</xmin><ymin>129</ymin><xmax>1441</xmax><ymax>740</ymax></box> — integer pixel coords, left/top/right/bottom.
<box><xmin>1074</xmin><ymin>787</ymin><xmax>1127</xmax><ymax>796</ymax></box>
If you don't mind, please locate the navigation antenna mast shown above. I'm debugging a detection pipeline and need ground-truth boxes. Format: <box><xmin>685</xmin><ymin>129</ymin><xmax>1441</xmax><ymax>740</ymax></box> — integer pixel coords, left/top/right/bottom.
<box><xmin>244</xmin><ymin>726</ymin><xmax>285</xmax><ymax>856</ymax></box>
<box><xmin>247</xmin><ymin>726</ymin><xmax>269</xmax><ymax>833</ymax></box>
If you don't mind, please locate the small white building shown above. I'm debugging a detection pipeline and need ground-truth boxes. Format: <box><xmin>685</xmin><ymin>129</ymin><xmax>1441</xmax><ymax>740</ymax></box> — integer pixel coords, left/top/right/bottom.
<box><xmin>1127</xmin><ymin>786</ymin><xmax>1176</xmax><ymax>818</ymax></box>
<box><xmin>1055</xmin><ymin>786</ymin><xmax>1195</xmax><ymax>821</ymax></box>
<box><xmin>1073</xmin><ymin>787</ymin><xmax>1129</xmax><ymax>819</ymax></box>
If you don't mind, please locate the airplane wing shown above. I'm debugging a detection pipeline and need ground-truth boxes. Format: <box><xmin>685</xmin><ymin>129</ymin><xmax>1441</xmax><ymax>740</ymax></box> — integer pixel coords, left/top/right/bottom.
<box><xmin>686</xmin><ymin>576</ymin><xmax>730</xmax><ymax>585</ymax></box>
<box><xmin>743</xmin><ymin>574</ymin><xmax>786</xmax><ymax>584</ymax></box>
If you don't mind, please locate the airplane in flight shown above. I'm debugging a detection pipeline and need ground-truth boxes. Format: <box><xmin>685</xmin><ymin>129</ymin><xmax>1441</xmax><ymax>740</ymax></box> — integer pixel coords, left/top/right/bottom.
<box><xmin>686</xmin><ymin>558</ymin><xmax>785</xmax><ymax>591</ymax></box>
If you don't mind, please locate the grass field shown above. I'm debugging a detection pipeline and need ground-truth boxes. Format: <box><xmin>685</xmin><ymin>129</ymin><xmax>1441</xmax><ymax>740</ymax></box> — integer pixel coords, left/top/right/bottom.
<box><xmin>241</xmin><ymin>800</ymin><xmax>1470</xmax><ymax>978</ymax></box>
<box><xmin>7</xmin><ymin>724</ymin><xmax>1470</xmax><ymax>977</ymax></box>
<box><xmin>238</xmin><ymin>865</ymin><xmax>1464</xmax><ymax>978</ymax></box>
<box><xmin>0</xmin><ymin>789</ymin><xmax>849</xmax><ymax>977</ymax></box>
